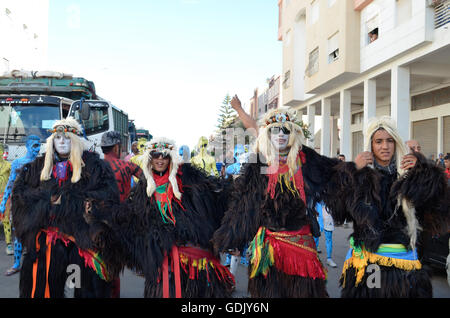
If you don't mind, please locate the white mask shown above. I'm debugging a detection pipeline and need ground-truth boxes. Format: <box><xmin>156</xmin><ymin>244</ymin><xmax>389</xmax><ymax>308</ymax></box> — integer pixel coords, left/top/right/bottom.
<box><xmin>270</xmin><ymin>127</ymin><xmax>290</xmax><ymax>152</ymax></box>
<box><xmin>53</xmin><ymin>133</ymin><xmax>71</xmax><ymax>157</ymax></box>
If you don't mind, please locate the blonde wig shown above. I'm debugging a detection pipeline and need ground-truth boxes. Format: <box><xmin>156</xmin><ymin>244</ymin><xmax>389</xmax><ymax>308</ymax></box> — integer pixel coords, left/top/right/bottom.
<box><xmin>364</xmin><ymin>116</ymin><xmax>420</xmax><ymax>249</ymax></box>
<box><xmin>254</xmin><ymin>108</ymin><xmax>305</xmax><ymax>176</ymax></box>
<box><xmin>40</xmin><ymin>117</ymin><xmax>85</xmax><ymax>183</ymax></box>
<box><xmin>141</xmin><ymin>137</ymin><xmax>182</xmax><ymax>200</ymax></box>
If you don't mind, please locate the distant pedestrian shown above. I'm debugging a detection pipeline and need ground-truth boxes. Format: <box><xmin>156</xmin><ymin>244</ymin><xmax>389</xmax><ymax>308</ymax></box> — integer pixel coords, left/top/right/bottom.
<box><xmin>444</xmin><ymin>154</ymin><xmax>450</xmax><ymax>185</ymax></box>
<box><xmin>437</xmin><ymin>153</ymin><xmax>445</xmax><ymax>168</ymax></box>
<box><xmin>405</xmin><ymin>139</ymin><xmax>421</xmax><ymax>153</ymax></box>
<box><xmin>124</xmin><ymin>141</ymin><xmax>139</xmax><ymax>162</ymax></box>
<box><xmin>0</xmin><ymin>144</ymin><xmax>11</xmax><ymax>255</ymax></box>
<box><xmin>101</xmin><ymin>131</ymin><xmax>142</xmax><ymax>203</ymax></box>
<box><xmin>314</xmin><ymin>202</ymin><xmax>337</xmax><ymax>268</ymax></box>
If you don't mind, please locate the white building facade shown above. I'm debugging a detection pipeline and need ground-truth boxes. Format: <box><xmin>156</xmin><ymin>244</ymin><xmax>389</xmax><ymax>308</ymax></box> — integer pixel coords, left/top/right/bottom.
<box><xmin>279</xmin><ymin>0</ymin><xmax>450</xmax><ymax>159</ymax></box>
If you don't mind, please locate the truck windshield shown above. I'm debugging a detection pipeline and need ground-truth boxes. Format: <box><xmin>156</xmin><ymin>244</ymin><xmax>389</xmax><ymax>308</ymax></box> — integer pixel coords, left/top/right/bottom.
<box><xmin>0</xmin><ymin>104</ymin><xmax>60</xmax><ymax>144</ymax></box>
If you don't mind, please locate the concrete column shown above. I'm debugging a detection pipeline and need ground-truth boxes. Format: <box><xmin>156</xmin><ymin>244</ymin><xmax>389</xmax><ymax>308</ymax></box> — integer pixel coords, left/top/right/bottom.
<box><xmin>391</xmin><ymin>65</ymin><xmax>410</xmax><ymax>142</ymax></box>
<box><xmin>330</xmin><ymin>117</ymin><xmax>340</xmax><ymax>157</ymax></box>
<box><xmin>437</xmin><ymin>116</ymin><xmax>443</xmax><ymax>155</ymax></box>
<box><xmin>363</xmin><ymin>78</ymin><xmax>377</xmax><ymax>131</ymax></box>
<box><xmin>363</xmin><ymin>78</ymin><xmax>377</xmax><ymax>150</ymax></box>
<box><xmin>306</xmin><ymin>104</ymin><xmax>315</xmax><ymax>148</ymax></box>
<box><xmin>321</xmin><ymin>98</ymin><xmax>331</xmax><ymax>156</ymax></box>
<box><xmin>339</xmin><ymin>89</ymin><xmax>352</xmax><ymax>160</ymax></box>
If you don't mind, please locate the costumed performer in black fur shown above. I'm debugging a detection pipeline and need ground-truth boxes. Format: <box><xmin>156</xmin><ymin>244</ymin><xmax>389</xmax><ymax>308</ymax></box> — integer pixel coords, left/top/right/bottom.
<box><xmin>11</xmin><ymin>117</ymin><xmax>122</xmax><ymax>298</ymax></box>
<box><xmin>212</xmin><ymin>107</ymin><xmax>353</xmax><ymax>298</ymax></box>
<box><xmin>338</xmin><ymin>116</ymin><xmax>448</xmax><ymax>298</ymax></box>
<box><xmin>92</xmin><ymin>137</ymin><xmax>234</xmax><ymax>298</ymax></box>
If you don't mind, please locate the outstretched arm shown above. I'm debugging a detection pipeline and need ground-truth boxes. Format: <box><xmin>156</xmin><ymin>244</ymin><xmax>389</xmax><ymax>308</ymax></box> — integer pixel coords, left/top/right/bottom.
<box><xmin>231</xmin><ymin>95</ymin><xmax>258</xmax><ymax>136</ymax></box>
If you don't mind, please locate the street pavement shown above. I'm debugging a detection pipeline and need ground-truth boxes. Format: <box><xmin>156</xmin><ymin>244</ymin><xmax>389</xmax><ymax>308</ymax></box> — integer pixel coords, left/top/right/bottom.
<box><xmin>0</xmin><ymin>223</ymin><xmax>449</xmax><ymax>298</ymax></box>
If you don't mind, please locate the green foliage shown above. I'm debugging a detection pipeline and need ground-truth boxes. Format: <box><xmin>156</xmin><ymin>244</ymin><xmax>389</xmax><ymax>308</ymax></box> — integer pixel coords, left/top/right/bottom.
<box><xmin>217</xmin><ymin>94</ymin><xmax>236</xmax><ymax>130</ymax></box>
<box><xmin>295</xmin><ymin>120</ymin><xmax>313</xmax><ymax>140</ymax></box>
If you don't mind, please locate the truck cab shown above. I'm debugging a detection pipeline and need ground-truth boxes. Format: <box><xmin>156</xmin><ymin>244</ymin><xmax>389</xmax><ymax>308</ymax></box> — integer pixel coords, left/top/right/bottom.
<box><xmin>69</xmin><ymin>99</ymin><xmax>130</xmax><ymax>158</ymax></box>
<box><xmin>0</xmin><ymin>95</ymin><xmax>72</xmax><ymax>161</ymax></box>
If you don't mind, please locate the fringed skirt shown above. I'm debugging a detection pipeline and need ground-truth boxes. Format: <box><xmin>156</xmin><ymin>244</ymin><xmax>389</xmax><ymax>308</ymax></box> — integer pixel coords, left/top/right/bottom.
<box><xmin>248</xmin><ymin>225</ymin><xmax>328</xmax><ymax>298</ymax></box>
<box><xmin>340</xmin><ymin>240</ymin><xmax>431</xmax><ymax>298</ymax></box>
<box><xmin>20</xmin><ymin>227</ymin><xmax>112</xmax><ymax>298</ymax></box>
<box><xmin>146</xmin><ymin>245</ymin><xmax>235</xmax><ymax>298</ymax></box>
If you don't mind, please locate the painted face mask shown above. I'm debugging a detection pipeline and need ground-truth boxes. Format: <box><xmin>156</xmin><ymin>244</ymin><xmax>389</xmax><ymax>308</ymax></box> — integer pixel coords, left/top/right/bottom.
<box><xmin>26</xmin><ymin>140</ymin><xmax>41</xmax><ymax>158</ymax></box>
<box><xmin>269</xmin><ymin>127</ymin><xmax>290</xmax><ymax>152</ymax></box>
<box><xmin>53</xmin><ymin>133</ymin><xmax>71</xmax><ymax>157</ymax></box>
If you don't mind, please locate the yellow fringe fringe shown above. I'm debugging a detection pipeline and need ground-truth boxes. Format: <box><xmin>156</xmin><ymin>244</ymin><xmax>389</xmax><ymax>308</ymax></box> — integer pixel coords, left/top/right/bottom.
<box><xmin>341</xmin><ymin>249</ymin><xmax>422</xmax><ymax>287</ymax></box>
<box><xmin>180</xmin><ymin>254</ymin><xmax>209</xmax><ymax>270</ymax></box>
<box><xmin>278</xmin><ymin>157</ymin><xmax>302</xmax><ymax>197</ymax></box>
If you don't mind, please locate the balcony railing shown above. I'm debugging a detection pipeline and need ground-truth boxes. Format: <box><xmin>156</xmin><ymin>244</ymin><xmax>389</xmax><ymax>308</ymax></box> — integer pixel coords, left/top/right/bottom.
<box><xmin>433</xmin><ymin>0</ymin><xmax>450</xmax><ymax>29</ymax></box>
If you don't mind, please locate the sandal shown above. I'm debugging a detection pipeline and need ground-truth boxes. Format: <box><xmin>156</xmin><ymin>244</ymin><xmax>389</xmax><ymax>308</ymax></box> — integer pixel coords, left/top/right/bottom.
<box><xmin>5</xmin><ymin>267</ymin><xmax>20</xmax><ymax>276</ymax></box>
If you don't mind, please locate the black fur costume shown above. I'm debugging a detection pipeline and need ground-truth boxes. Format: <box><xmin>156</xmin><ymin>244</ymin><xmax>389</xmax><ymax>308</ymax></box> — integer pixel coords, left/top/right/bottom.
<box><xmin>332</xmin><ymin>152</ymin><xmax>449</xmax><ymax>298</ymax></box>
<box><xmin>212</xmin><ymin>145</ymin><xmax>348</xmax><ymax>298</ymax></box>
<box><xmin>11</xmin><ymin>151</ymin><xmax>122</xmax><ymax>298</ymax></box>
<box><xmin>93</xmin><ymin>163</ymin><xmax>234</xmax><ymax>298</ymax></box>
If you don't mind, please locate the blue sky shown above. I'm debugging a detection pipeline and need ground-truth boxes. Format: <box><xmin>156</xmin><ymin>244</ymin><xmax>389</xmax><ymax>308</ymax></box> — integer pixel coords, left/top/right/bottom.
<box><xmin>48</xmin><ymin>0</ymin><xmax>281</xmax><ymax>149</ymax></box>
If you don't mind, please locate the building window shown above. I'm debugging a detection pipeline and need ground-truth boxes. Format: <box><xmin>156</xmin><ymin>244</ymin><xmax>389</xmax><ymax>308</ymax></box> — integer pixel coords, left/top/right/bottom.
<box><xmin>368</xmin><ymin>27</ymin><xmax>378</xmax><ymax>43</ymax></box>
<box><xmin>352</xmin><ymin>112</ymin><xmax>363</xmax><ymax>124</ymax></box>
<box><xmin>328</xmin><ymin>32</ymin><xmax>339</xmax><ymax>63</ymax></box>
<box><xmin>366</xmin><ymin>15</ymin><xmax>379</xmax><ymax>44</ymax></box>
<box><xmin>283</xmin><ymin>70</ymin><xmax>291</xmax><ymax>89</ymax></box>
<box><xmin>311</xmin><ymin>0</ymin><xmax>319</xmax><ymax>24</ymax></box>
<box><xmin>284</xmin><ymin>29</ymin><xmax>291</xmax><ymax>47</ymax></box>
<box><xmin>306</xmin><ymin>47</ymin><xmax>319</xmax><ymax>77</ymax></box>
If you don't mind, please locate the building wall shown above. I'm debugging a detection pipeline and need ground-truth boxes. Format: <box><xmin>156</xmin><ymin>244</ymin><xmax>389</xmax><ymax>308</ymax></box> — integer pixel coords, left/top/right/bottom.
<box><xmin>304</xmin><ymin>0</ymin><xmax>360</xmax><ymax>94</ymax></box>
<box><xmin>359</xmin><ymin>0</ymin><xmax>433</xmax><ymax>73</ymax></box>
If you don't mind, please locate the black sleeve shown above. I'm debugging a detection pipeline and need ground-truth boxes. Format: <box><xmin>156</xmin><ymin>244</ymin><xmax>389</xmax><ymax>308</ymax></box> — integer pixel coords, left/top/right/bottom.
<box><xmin>11</xmin><ymin>160</ymin><xmax>53</xmax><ymax>247</ymax></box>
<box><xmin>211</xmin><ymin>158</ymin><xmax>266</xmax><ymax>254</ymax></box>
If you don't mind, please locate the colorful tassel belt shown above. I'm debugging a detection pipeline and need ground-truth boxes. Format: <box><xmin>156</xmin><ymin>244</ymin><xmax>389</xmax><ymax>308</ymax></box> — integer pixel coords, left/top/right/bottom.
<box><xmin>341</xmin><ymin>237</ymin><xmax>422</xmax><ymax>287</ymax></box>
<box><xmin>31</xmin><ymin>227</ymin><xmax>111</xmax><ymax>298</ymax></box>
<box><xmin>249</xmin><ymin>225</ymin><xmax>327</xmax><ymax>280</ymax></box>
<box><xmin>160</xmin><ymin>245</ymin><xmax>235</xmax><ymax>298</ymax></box>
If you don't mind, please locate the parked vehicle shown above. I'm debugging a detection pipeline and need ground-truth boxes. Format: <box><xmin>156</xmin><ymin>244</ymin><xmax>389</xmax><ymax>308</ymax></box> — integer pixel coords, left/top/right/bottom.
<box><xmin>0</xmin><ymin>71</ymin><xmax>131</xmax><ymax>160</ymax></box>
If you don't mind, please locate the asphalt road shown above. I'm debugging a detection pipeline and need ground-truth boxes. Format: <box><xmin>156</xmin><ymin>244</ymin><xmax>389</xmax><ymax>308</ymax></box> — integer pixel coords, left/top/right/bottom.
<box><xmin>0</xmin><ymin>223</ymin><xmax>448</xmax><ymax>298</ymax></box>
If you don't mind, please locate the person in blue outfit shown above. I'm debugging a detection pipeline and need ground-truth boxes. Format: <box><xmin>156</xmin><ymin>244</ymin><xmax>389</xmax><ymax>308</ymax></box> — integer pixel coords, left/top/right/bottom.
<box><xmin>224</xmin><ymin>144</ymin><xmax>249</xmax><ymax>274</ymax></box>
<box><xmin>0</xmin><ymin>135</ymin><xmax>41</xmax><ymax>276</ymax></box>
<box><xmin>179</xmin><ymin>145</ymin><xmax>191</xmax><ymax>163</ymax></box>
<box><xmin>314</xmin><ymin>201</ymin><xmax>337</xmax><ymax>268</ymax></box>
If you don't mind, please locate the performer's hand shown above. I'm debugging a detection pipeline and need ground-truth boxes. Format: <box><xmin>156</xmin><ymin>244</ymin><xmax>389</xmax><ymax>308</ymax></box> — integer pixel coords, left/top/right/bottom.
<box><xmin>355</xmin><ymin>151</ymin><xmax>373</xmax><ymax>170</ymax></box>
<box><xmin>230</xmin><ymin>95</ymin><xmax>242</xmax><ymax>111</ymax></box>
<box><xmin>51</xmin><ymin>195</ymin><xmax>61</xmax><ymax>205</ymax></box>
<box><xmin>84</xmin><ymin>199</ymin><xmax>93</xmax><ymax>214</ymax></box>
<box><xmin>400</xmin><ymin>154</ymin><xmax>417</xmax><ymax>170</ymax></box>
<box><xmin>230</xmin><ymin>248</ymin><xmax>241</xmax><ymax>256</ymax></box>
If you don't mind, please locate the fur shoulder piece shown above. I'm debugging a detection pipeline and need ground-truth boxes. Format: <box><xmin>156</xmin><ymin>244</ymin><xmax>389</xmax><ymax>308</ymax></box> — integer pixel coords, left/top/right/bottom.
<box><xmin>391</xmin><ymin>152</ymin><xmax>449</xmax><ymax>235</ymax></box>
